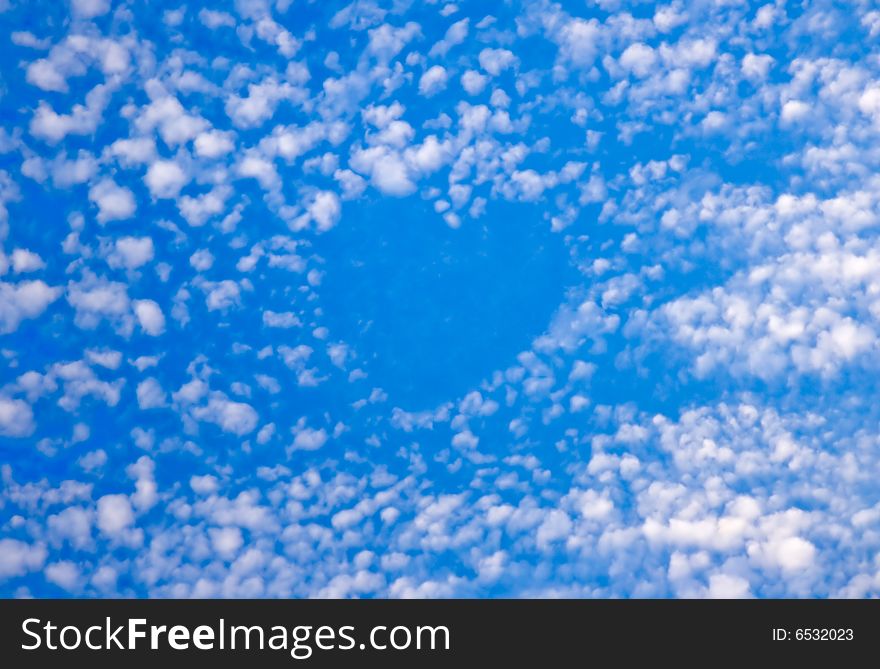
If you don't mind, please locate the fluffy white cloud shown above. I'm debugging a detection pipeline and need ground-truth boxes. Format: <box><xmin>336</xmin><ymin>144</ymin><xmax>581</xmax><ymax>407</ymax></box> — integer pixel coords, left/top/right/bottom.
<box><xmin>144</xmin><ymin>160</ymin><xmax>189</xmax><ymax>199</ymax></box>
<box><xmin>70</xmin><ymin>0</ymin><xmax>111</xmax><ymax>19</ymax></box>
<box><xmin>478</xmin><ymin>48</ymin><xmax>517</xmax><ymax>76</ymax></box>
<box><xmin>194</xmin><ymin>130</ymin><xmax>235</xmax><ymax>158</ymax></box>
<box><xmin>460</xmin><ymin>70</ymin><xmax>488</xmax><ymax>95</ymax></box>
<box><xmin>107</xmin><ymin>237</ymin><xmax>154</xmax><ymax>270</ymax></box>
<box><xmin>66</xmin><ymin>277</ymin><xmax>132</xmax><ymax>333</ymax></box>
<box><xmin>96</xmin><ymin>494</ymin><xmax>135</xmax><ymax>537</ymax></box>
<box><xmin>10</xmin><ymin>249</ymin><xmax>45</xmax><ymax>273</ymax></box>
<box><xmin>0</xmin><ymin>280</ymin><xmax>61</xmax><ymax>334</ymax></box>
<box><xmin>292</xmin><ymin>426</ymin><xmax>328</xmax><ymax>451</ymax></box>
<box><xmin>133</xmin><ymin>299</ymin><xmax>165</xmax><ymax>336</ymax></box>
<box><xmin>419</xmin><ymin>65</ymin><xmax>448</xmax><ymax>97</ymax></box>
<box><xmin>89</xmin><ymin>179</ymin><xmax>136</xmax><ymax>223</ymax></box>
<box><xmin>0</xmin><ymin>539</ymin><xmax>46</xmax><ymax>579</ymax></box>
<box><xmin>136</xmin><ymin>377</ymin><xmax>167</xmax><ymax>409</ymax></box>
<box><xmin>192</xmin><ymin>395</ymin><xmax>259</xmax><ymax>436</ymax></box>
<box><xmin>0</xmin><ymin>397</ymin><xmax>35</xmax><ymax>437</ymax></box>
<box><xmin>307</xmin><ymin>190</ymin><xmax>341</xmax><ymax>231</ymax></box>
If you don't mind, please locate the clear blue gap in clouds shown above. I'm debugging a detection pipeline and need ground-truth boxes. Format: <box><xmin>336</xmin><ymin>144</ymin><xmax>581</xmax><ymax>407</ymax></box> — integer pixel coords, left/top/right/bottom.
<box><xmin>0</xmin><ymin>0</ymin><xmax>879</xmax><ymax>599</ymax></box>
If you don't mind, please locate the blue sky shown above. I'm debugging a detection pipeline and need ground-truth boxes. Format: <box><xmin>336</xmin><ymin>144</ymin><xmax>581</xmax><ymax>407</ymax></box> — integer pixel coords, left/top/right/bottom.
<box><xmin>1</xmin><ymin>0</ymin><xmax>880</xmax><ymax>598</ymax></box>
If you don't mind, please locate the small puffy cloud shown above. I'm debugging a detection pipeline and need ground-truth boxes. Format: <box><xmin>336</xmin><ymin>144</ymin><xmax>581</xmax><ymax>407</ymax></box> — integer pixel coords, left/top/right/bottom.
<box><xmin>557</xmin><ymin>18</ymin><xmax>600</xmax><ymax>69</ymax></box>
<box><xmin>108</xmin><ymin>137</ymin><xmax>156</xmax><ymax>166</ymax></box>
<box><xmin>263</xmin><ymin>310</ymin><xmax>301</xmax><ymax>328</ymax></box>
<box><xmin>26</xmin><ymin>59</ymin><xmax>68</xmax><ymax>92</ymax></box>
<box><xmin>144</xmin><ymin>160</ymin><xmax>189</xmax><ymax>199</ymax></box>
<box><xmin>189</xmin><ymin>249</ymin><xmax>214</xmax><ymax>272</ymax></box>
<box><xmin>96</xmin><ymin>494</ymin><xmax>135</xmax><ymax>537</ymax></box>
<box><xmin>237</xmin><ymin>153</ymin><xmax>279</xmax><ymax>190</ymax></box>
<box><xmin>89</xmin><ymin>179</ymin><xmax>136</xmax><ymax>223</ymax></box>
<box><xmin>780</xmin><ymin>100</ymin><xmax>810</xmax><ymax>124</ymax></box>
<box><xmin>135</xmin><ymin>97</ymin><xmax>208</xmax><ymax>146</ymax></box>
<box><xmin>205</xmin><ymin>280</ymin><xmax>240</xmax><ymax>311</ymax></box>
<box><xmin>71</xmin><ymin>0</ymin><xmax>111</xmax><ymax>19</ymax></box>
<box><xmin>619</xmin><ymin>43</ymin><xmax>657</xmax><ymax>78</ymax></box>
<box><xmin>192</xmin><ymin>395</ymin><xmax>259</xmax><ymax>435</ymax></box>
<box><xmin>10</xmin><ymin>249</ymin><xmax>45</xmax><ymax>274</ymax></box>
<box><xmin>136</xmin><ymin>377</ymin><xmax>167</xmax><ymax>409</ymax></box>
<box><xmin>199</xmin><ymin>8</ymin><xmax>235</xmax><ymax>29</ymax></box>
<box><xmin>349</xmin><ymin>146</ymin><xmax>416</xmax><ymax>196</ymax></box>
<box><xmin>67</xmin><ymin>277</ymin><xmax>131</xmax><ymax>333</ymax></box>
<box><xmin>178</xmin><ymin>186</ymin><xmax>230</xmax><ymax>227</ymax></box>
<box><xmin>209</xmin><ymin>527</ymin><xmax>243</xmax><ymax>559</ymax></box>
<box><xmin>708</xmin><ymin>574</ymin><xmax>752</xmax><ymax>599</ymax></box>
<box><xmin>428</xmin><ymin>17</ymin><xmax>468</xmax><ymax>57</ymax></box>
<box><xmin>29</xmin><ymin>85</ymin><xmax>110</xmax><ymax>143</ymax></box>
<box><xmin>334</xmin><ymin>169</ymin><xmax>367</xmax><ymax>200</ymax></box>
<box><xmin>0</xmin><ymin>280</ymin><xmax>61</xmax><ymax>334</ymax></box>
<box><xmin>190</xmin><ymin>474</ymin><xmax>219</xmax><ymax>495</ymax></box>
<box><xmin>536</xmin><ymin>510</ymin><xmax>572</xmax><ymax>548</ymax></box>
<box><xmin>478</xmin><ymin>48</ymin><xmax>517</xmax><ymax>76</ymax></box>
<box><xmin>133</xmin><ymin>299</ymin><xmax>165</xmax><ymax>336</ymax></box>
<box><xmin>225</xmin><ymin>79</ymin><xmax>299</xmax><ymax>128</ymax></box>
<box><xmin>292</xmin><ymin>426</ymin><xmax>328</xmax><ymax>451</ymax></box>
<box><xmin>307</xmin><ymin>190</ymin><xmax>342</xmax><ymax>231</ymax></box>
<box><xmin>461</xmin><ymin>70</ymin><xmax>488</xmax><ymax>95</ymax></box>
<box><xmin>742</xmin><ymin>53</ymin><xmax>774</xmax><ymax>80</ymax></box>
<box><xmin>0</xmin><ymin>539</ymin><xmax>46</xmax><ymax>579</ymax></box>
<box><xmin>107</xmin><ymin>237</ymin><xmax>154</xmax><ymax>270</ymax></box>
<box><xmin>419</xmin><ymin>65</ymin><xmax>448</xmax><ymax>96</ymax></box>
<box><xmin>45</xmin><ymin>561</ymin><xmax>81</xmax><ymax>591</ymax></box>
<box><xmin>194</xmin><ymin>130</ymin><xmax>235</xmax><ymax>159</ymax></box>
<box><xmin>0</xmin><ymin>396</ymin><xmax>35</xmax><ymax>437</ymax></box>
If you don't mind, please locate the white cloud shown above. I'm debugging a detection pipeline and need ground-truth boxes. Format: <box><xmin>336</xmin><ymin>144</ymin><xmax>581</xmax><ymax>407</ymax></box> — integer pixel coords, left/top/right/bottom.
<box><xmin>144</xmin><ymin>160</ymin><xmax>189</xmax><ymax>199</ymax></box>
<box><xmin>619</xmin><ymin>43</ymin><xmax>657</xmax><ymax>78</ymax></box>
<box><xmin>263</xmin><ymin>310</ymin><xmax>301</xmax><ymax>328</ymax></box>
<box><xmin>209</xmin><ymin>527</ymin><xmax>244</xmax><ymax>559</ymax></box>
<box><xmin>307</xmin><ymin>190</ymin><xmax>341</xmax><ymax>231</ymax></box>
<box><xmin>89</xmin><ymin>179</ymin><xmax>136</xmax><ymax>223</ymax></box>
<box><xmin>26</xmin><ymin>59</ymin><xmax>68</xmax><ymax>92</ymax></box>
<box><xmin>108</xmin><ymin>137</ymin><xmax>156</xmax><ymax>166</ymax></box>
<box><xmin>194</xmin><ymin>130</ymin><xmax>235</xmax><ymax>159</ymax></box>
<box><xmin>428</xmin><ymin>17</ymin><xmax>468</xmax><ymax>57</ymax></box>
<box><xmin>226</xmin><ymin>79</ymin><xmax>301</xmax><ymax>128</ymax></box>
<box><xmin>0</xmin><ymin>280</ymin><xmax>61</xmax><ymax>333</ymax></box>
<box><xmin>96</xmin><ymin>494</ymin><xmax>135</xmax><ymax>537</ymax></box>
<box><xmin>0</xmin><ymin>396</ymin><xmax>35</xmax><ymax>437</ymax></box>
<box><xmin>10</xmin><ymin>249</ymin><xmax>45</xmax><ymax>273</ymax></box>
<box><xmin>70</xmin><ymin>0</ymin><xmax>110</xmax><ymax>19</ymax></box>
<box><xmin>135</xmin><ymin>96</ymin><xmax>208</xmax><ymax>146</ymax></box>
<box><xmin>133</xmin><ymin>299</ymin><xmax>165</xmax><ymax>336</ymax></box>
<box><xmin>557</xmin><ymin>18</ymin><xmax>600</xmax><ymax>69</ymax></box>
<box><xmin>199</xmin><ymin>8</ymin><xmax>235</xmax><ymax>29</ymax></box>
<box><xmin>45</xmin><ymin>561</ymin><xmax>81</xmax><ymax>591</ymax></box>
<box><xmin>189</xmin><ymin>249</ymin><xmax>215</xmax><ymax>272</ymax></box>
<box><xmin>478</xmin><ymin>48</ymin><xmax>517</xmax><ymax>76</ymax></box>
<box><xmin>708</xmin><ymin>574</ymin><xmax>752</xmax><ymax>599</ymax></box>
<box><xmin>29</xmin><ymin>84</ymin><xmax>111</xmax><ymax>143</ymax></box>
<box><xmin>419</xmin><ymin>65</ymin><xmax>448</xmax><ymax>97</ymax></box>
<box><xmin>205</xmin><ymin>280</ymin><xmax>240</xmax><ymax>311</ymax></box>
<box><xmin>136</xmin><ymin>377</ymin><xmax>167</xmax><ymax>409</ymax></box>
<box><xmin>0</xmin><ymin>539</ymin><xmax>46</xmax><ymax>579</ymax></box>
<box><xmin>350</xmin><ymin>146</ymin><xmax>416</xmax><ymax>196</ymax></box>
<box><xmin>178</xmin><ymin>186</ymin><xmax>230</xmax><ymax>226</ymax></box>
<box><xmin>67</xmin><ymin>277</ymin><xmax>132</xmax><ymax>333</ymax></box>
<box><xmin>461</xmin><ymin>70</ymin><xmax>488</xmax><ymax>95</ymax></box>
<box><xmin>192</xmin><ymin>394</ymin><xmax>259</xmax><ymax>435</ymax></box>
<box><xmin>107</xmin><ymin>237</ymin><xmax>154</xmax><ymax>270</ymax></box>
<box><xmin>781</xmin><ymin>100</ymin><xmax>810</xmax><ymax>124</ymax></box>
<box><xmin>292</xmin><ymin>426</ymin><xmax>328</xmax><ymax>451</ymax></box>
